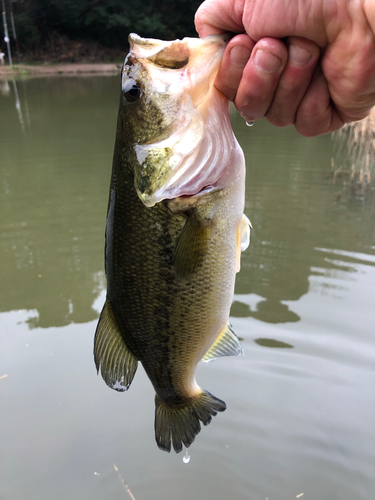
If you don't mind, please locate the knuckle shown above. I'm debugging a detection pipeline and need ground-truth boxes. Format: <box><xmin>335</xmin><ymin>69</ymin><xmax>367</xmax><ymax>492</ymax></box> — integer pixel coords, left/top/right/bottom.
<box><xmin>235</xmin><ymin>89</ymin><xmax>269</xmax><ymax>119</ymax></box>
<box><xmin>216</xmin><ymin>81</ymin><xmax>237</xmax><ymax>101</ymax></box>
<box><xmin>235</xmin><ymin>103</ymin><xmax>263</xmax><ymax>121</ymax></box>
<box><xmin>295</xmin><ymin>112</ymin><xmax>329</xmax><ymax>137</ymax></box>
<box><xmin>266</xmin><ymin>102</ymin><xmax>296</xmax><ymax>126</ymax></box>
<box><xmin>266</xmin><ymin>111</ymin><xmax>294</xmax><ymax>127</ymax></box>
<box><xmin>295</xmin><ymin>125</ymin><xmax>320</xmax><ymax>137</ymax></box>
<box><xmin>194</xmin><ymin>4</ymin><xmax>209</xmax><ymax>33</ymax></box>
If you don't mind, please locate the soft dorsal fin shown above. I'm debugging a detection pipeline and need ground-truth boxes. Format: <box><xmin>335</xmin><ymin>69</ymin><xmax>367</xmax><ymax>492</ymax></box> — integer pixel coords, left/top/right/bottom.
<box><xmin>174</xmin><ymin>209</ymin><xmax>212</xmax><ymax>283</ymax></box>
<box><xmin>94</xmin><ymin>300</ymin><xmax>138</xmax><ymax>392</ymax></box>
<box><xmin>202</xmin><ymin>323</ymin><xmax>244</xmax><ymax>362</ymax></box>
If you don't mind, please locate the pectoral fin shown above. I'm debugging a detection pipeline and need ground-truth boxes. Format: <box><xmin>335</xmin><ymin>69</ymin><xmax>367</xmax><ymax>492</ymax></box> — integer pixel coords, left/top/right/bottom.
<box><xmin>94</xmin><ymin>300</ymin><xmax>138</xmax><ymax>392</ymax></box>
<box><xmin>236</xmin><ymin>214</ymin><xmax>252</xmax><ymax>272</ymax></box>
<box><xmin>174</xmin><ymin>210</ymin><xmax>212</xmax><ymax>283</ymax></box>
<box><xmin>202</xmin><ymin>323</ymin><xmax>244</xmax><ymax>362</ymax></box>
<box><xmin>241</xmin><ymin>214</ymin><xmax>252</xmax><ymax>251</ymax></box>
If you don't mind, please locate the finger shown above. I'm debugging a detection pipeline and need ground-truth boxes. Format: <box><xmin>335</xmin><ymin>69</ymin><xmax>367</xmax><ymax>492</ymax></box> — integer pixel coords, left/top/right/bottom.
<box><xmin>214</xmin><ymin>35</ymin><xmax>255</xmax><ymax>101</ymax></box>
<box><xmin>295</xmin><ymin>66</ymin><xmax>344</xmax><ymax>137</ymax></box>
<box><xmin>323</xmin><ymin>38</ymin><xmax>375</xmax><ymax>123</ymax></box>
<box><xmin>233</xmin><ymin>38</ymin><xmax>288</xmax><ymax>122</ymax></box>
<box><xmin>195</xmin><ymin>0</ymin><xmax>244</xmax><ymax>37</ymax></box>
<box><xmin>266</xmin><ymin>37</ymin><xmax>320</xmax><ymax>127</ymax></box>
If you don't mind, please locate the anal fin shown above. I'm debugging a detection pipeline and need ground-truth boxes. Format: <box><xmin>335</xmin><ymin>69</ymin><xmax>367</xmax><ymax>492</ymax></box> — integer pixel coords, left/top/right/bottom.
<box><xmin>202</xmin><ymin>323</ymin><xmax>244</xmax><ymax>362</ymax></box>
<box><xmin>94</xmin><ymin>299</ymin><xmax>138</xmax><ymax>392</ymax></box>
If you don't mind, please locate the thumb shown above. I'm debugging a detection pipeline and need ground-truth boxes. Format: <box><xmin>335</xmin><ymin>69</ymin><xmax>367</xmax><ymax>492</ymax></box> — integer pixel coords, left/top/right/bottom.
<box><xmin>195</xmin><ymin>0</ymin><xmax>246</xmax><ymax>37</ymax></box>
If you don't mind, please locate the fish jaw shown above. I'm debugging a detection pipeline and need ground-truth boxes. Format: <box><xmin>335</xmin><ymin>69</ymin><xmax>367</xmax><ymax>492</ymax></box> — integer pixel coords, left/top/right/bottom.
<box><xmin>128</xmin><ymin>33</ymin><xmax>228</xmax><ymax>108</ymax></box>
<box><xmin>121</xmin><ymin>34</ymin><xmax>234</xmax><ymax>207</ymax></box>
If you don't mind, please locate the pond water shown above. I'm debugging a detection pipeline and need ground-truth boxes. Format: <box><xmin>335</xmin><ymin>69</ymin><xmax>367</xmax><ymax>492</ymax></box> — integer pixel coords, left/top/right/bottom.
<box><xmin>1</xmin><ymin>75</ymin><xmax>374</xmax><ymax>500</ymax></box>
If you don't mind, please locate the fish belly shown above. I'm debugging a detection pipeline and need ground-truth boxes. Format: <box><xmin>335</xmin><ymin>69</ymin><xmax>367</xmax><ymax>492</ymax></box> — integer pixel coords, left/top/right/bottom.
<box><xmin>95</xmin><ymin>129</ymin><xmax>246</xmax><ymax>452</ymax></box>
<box><xmin>106</xmin><ymin>148</ymin><xmax>245</xmax><ymax>402</ymax></box>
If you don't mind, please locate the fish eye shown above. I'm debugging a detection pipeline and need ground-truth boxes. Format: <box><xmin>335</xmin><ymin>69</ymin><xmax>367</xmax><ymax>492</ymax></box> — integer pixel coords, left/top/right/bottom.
<box><xmin>122</xmin><ymin>79</ymin><xmax>142</xmax><ymax>104</ymax></box>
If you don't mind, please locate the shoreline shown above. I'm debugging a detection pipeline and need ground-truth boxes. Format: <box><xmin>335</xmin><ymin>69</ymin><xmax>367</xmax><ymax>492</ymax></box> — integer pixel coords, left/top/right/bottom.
<box><xmin>0</xmin><ymin>63</ymin><xmax>120</xmax><ymax>78</ymax></box>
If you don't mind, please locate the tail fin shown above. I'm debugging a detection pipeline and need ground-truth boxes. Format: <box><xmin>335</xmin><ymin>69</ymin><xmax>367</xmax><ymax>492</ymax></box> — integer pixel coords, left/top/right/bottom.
<box><xmin>155</xmin><ymin>390</ymin><xmax>226</xmax><ymax>453</ymax></box>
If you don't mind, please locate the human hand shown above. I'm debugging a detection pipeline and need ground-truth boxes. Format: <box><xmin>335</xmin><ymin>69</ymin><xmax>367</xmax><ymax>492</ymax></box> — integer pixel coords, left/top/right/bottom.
<box><xmin>195</xmin><ymin>0</ymin><xmax>375</xmax><ymax>136</ymax></box>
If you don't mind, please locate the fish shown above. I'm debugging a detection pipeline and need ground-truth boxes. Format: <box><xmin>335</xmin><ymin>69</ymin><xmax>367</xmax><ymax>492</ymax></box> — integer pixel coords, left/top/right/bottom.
<box><xmin>94</xmin><ymin>33</ymin><xmax>251</xmax><ymax>453</ymax></box>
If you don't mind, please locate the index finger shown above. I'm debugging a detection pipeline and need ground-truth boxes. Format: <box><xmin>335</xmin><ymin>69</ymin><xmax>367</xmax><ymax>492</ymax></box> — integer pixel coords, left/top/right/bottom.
<box><xmin>195</xmin><ymin>0</ymin><xmax>246</xmax><ymax>37</ymax></box>
<box><xmin>214</xmin><ymin>35</ymin><xmax>255</xmax><ymax>101</ymax></box>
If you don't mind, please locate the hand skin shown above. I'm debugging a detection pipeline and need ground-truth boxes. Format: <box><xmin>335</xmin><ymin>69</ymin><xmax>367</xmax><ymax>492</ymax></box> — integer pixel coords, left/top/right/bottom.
<box><xmin>195</xmin><ymin>0</ymin><xmax>375</xmax><ymax>136</ymax></box>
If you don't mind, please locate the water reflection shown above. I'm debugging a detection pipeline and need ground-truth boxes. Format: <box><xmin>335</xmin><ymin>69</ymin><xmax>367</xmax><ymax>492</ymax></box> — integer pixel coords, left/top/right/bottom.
<box><xmin>231</xmin><ymin>297</ymin><xmax>300</xmax><ymax>323</ymax></box>
<box><xmin>332</xmin><ymin>110</ymin><xmax>375</xmax><ymax>194</ymax></box>
<box><xmin>0</xmin><ymin>76</ymin><xmax>119</xmax><ymax>327</ymax></box>
<box><xmin>11</xmin><ymin>80</ymin><xmax>25</xmax><ymax>131</ymax></box>
<box><xmin>0</xmin><ymin>77</ymin><xmax>374</xmax><ymax>330</ymax></box>
<box><xmin>1</xmin><ymin>78</ymin><xmax>375</xmax><ymax>500</ymax></box>
<box><xmin>231</xmin><ymin>112</ymin><xmax>375</xmax><ymax>323</ymax></box>
<box><xmin>0</xmin><ymin>78</ymin><xmax>27</xmax><ymax>130</ymax></box>
<box><xmin>0</xmin><ymin>79</ymin><xmax>10</xmax><ymax>96</ymax></box>
<box><xmin>254</xmin><ymin>338</ymin><xmax>294</xmax><ymax>348</ymax></box>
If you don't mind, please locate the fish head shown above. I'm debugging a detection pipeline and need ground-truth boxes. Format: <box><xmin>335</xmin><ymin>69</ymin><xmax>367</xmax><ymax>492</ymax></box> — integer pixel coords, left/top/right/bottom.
<box><xmin>120</xmin><ymin>33</ymin><xmax>231</xmax><ymax>207</ymax></box>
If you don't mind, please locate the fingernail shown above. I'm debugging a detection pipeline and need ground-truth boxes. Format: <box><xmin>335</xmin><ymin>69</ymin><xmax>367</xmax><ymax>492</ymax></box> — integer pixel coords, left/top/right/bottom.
<box><xmin>289</xmin><ymin>44</ymin><xmax>312</xmax><ymax>65</ymax></box>
<box><xmin>254</xmin><ymin>49</ymin><xmax>282</xmax><ymax>73</ymax></box>
<box><xmin>230</xmin><ymin>46</ymin><xmax>251</xmax><ymax>67</ymax></box>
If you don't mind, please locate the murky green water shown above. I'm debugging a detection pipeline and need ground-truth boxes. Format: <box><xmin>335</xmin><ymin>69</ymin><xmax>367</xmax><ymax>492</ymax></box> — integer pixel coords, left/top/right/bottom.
<box><xmin>1</xmin><ymin>76</ymin><xmax>375</xmax><ymax>500</ymax></box>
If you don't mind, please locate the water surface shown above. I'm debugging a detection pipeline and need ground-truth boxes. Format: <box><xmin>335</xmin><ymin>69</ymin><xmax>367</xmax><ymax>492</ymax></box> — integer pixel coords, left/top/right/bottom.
<box><xmin>1</xmin><ymin>76</ymin><xmax>375</xmax><ymax>500</ymax></box>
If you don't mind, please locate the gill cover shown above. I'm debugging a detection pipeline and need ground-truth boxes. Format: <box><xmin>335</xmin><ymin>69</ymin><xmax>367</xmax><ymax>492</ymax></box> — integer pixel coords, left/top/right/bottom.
<box><xmin>122</xmin><ymin>33</ymin><xmax>236</xmax><ymax>207</ymax></box>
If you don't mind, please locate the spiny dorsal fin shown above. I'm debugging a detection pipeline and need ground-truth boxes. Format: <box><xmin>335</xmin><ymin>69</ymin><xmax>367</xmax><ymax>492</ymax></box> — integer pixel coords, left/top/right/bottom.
<box><xmin>174</xmin><ymin>210</ymin><xmax>212</xmax><ymax>283</ymax></box>
<box><xmin>155</xmin><ymin>390</ymin><xmax>226</xmax><ymax>453</ymax></box>
<box><xmin>202</xmin><ymin>323</ymin><xmax>244</xmax><ymax>362</ymax></box>
<box><xmin>94</xmin><ymin>300</ymin><xmax>138</xmax><ymax>392</ymax></box>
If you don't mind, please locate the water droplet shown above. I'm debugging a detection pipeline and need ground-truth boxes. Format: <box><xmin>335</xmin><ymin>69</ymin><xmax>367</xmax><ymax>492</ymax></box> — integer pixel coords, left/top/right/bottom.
<box><xmin>183</xmin><ymin>449</ymin><xmax>190</xmax><ymax>464</ymax></box>
<box><xmin>246</xmin><ymin>120</ymin><xmax>254</xmax><ymax>127</ymax></box>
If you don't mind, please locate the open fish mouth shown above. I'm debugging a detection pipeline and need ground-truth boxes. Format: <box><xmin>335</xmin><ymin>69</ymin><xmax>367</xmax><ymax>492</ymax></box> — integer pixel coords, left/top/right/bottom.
<box><xmin>123</xmin><ymin>33</ymin><xmax>235</xmax><ymax>207</ymax></box>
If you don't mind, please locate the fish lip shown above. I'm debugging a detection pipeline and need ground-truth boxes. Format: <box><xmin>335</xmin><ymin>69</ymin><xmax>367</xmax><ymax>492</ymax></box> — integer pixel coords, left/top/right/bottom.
<box><xmin>128</xmin><ymin>32</ymin><xmax>230</xmax><ymax>50</ymax></box>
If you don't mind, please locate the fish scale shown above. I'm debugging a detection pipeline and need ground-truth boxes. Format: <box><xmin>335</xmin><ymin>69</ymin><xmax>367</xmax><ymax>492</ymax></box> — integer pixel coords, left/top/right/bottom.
<box><xmin>94</xmin><ymin>33</ymin><xmax>251</xmax><ymax>453</ymax></box>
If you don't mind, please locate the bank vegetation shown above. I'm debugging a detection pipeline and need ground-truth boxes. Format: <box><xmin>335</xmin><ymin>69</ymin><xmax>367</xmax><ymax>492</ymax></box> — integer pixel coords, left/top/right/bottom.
<box><xmin>2</xmin><ymin>0</ymin><xmax>201</xmax><ymax>63</ymax></box>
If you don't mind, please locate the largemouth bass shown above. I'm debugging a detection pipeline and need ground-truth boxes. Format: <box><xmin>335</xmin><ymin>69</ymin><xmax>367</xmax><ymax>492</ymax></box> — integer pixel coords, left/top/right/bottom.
<box><xmin>94</xmin><ymin>33</ymin><xmax>251</xmax><ymax>453</ymax></box>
